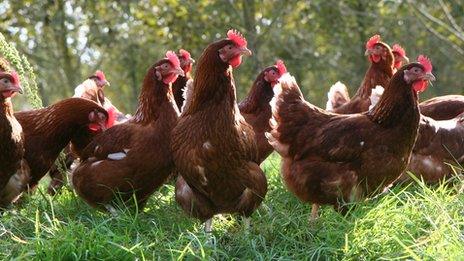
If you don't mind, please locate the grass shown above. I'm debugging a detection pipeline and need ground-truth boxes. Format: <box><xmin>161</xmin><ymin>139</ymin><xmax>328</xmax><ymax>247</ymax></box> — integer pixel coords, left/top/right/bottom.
<box><xmin>1</xmin><ymin>153</ymin><xmax>464</xmax><ymax>260</ymax></box>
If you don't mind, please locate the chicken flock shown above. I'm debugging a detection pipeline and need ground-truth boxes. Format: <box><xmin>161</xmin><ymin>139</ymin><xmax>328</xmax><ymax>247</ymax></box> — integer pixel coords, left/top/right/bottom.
<box><xmin>1</xmin><ymin>29</ymin><xmax>463</xmax><ymax>232</ymax></box>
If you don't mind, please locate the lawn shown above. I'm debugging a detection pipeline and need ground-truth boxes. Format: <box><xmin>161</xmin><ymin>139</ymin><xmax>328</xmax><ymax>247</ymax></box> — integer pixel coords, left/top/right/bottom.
<box><xmin>1</xmin><ymin>153</ymin><xmax>463</xmax><ymax>260</ymax></box>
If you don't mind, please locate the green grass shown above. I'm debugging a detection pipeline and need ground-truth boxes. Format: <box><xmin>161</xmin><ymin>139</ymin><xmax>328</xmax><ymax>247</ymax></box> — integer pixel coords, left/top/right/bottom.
<box><xmin>1</xmin><ymin>153</ymin><xmax>464</xmax><ymax>260</ymax></box>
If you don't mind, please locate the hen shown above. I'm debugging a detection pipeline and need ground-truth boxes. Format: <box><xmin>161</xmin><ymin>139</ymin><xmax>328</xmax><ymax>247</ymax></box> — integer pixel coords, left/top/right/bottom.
<box><xmin>172</xmin><ymin>30</ymin><xmax>267</xmax><ymax>232</ymax></box>
<box><xmin>172</xmin><ymin>49</ymin><xmax>195</xmax><ymax>111</ymax></box>
<box><xmin>399</xmin><ymin>113</ymin><xmax>464</xmax><ymax>183</ymax></box>
<box><xmin>391</xmin><ymin>46</ymin><xmax>464</xmax><ymax>120</ymax></box>
<box><xmin>74</xmin><ymin>70</ymin><xmax>128</xmax><ymax>123</ymax></box>
<box><xmin>14</xmin><ymin>98</ymin><xmax>110</xmax><ymax>193</ymax></box>
<box><xmin>267</xmin><ymin>56</ymin><xmax>435</xmax><ymax>220</ymax></box>
<box><xmin>239</xmin><ymin>60</ymin><xmax>287</xmax><ymax>164</ymax></box>
<box><xmin>326</xmin><ymin>35</ymin><xmax>394</xmax><ymax>113</ymax></box>
<box><xmin>392</xmin><ymin>44</ymin><xmax>409</xmax><ymax>73</ymax></box>
<box><xmin>72</xmin><ymin>51</ymin><xmax>183</xmax><ymax>212</ymax></box>
<box><xmin>47</xmin><ymin>72</ymin><xmax>121</xmax><ymax>195</ymax></box>
<box><xmin>0</xmin><ymin>71</ymin><xmax>24</xmax><ymax>206</ymax></box>
<box><xmin>419</xmin><ymin>95</ymin><xmax>464</xmax><ymax>121</ymax></box>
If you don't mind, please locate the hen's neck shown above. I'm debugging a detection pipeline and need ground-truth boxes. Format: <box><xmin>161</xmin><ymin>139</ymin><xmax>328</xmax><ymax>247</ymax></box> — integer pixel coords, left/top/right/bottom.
<box><xmin>239</xmin><ymin>77</ymin><xmax>273</xmax><ymax>114</ymax></box>
<box><xmin>354</xmin><ymin>62</ymin><xmax>393</xmax><ymax>98</ymax></box>
<box><xmin>0</xmin><ymin>98</ymin><xmax>14</xmax><ymax>117</ymax></box>
<box><xmin>133</xmin><ymin>78</ymin><xmax>179</xmax><ymax>124</ymax></box>
<box><xmin>368</xmin><ymin>73</ymin><xmax>419</xmax><ymax>128</ymax></box>
<box><xmin>185</xmin><ymin>52</ymin><xmax>235</xmax><ymax>114</ymax></box>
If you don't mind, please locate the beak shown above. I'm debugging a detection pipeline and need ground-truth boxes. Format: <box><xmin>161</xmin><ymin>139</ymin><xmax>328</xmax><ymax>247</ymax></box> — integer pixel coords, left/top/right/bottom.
<box><xmin>401</xmin><ymin>55</ymin><xmax>410</xmax><ymax>64</ymax></box>
<box><xmin>4</xmin><ymin>84</ymin><xmax>23</xmax><ymax>94</ymax></box>
<box><xmin>240</xmin><ymin>47</ymin><xmax>252</xmax><ymax>56</ymax></box>
<box><xmin>422</xmin><ymin>72</ymin><xmax>436</xmax><ymax>82</ymax></box>
<box><xmin>189</xmin><ymin>58</ymin><xmax>195</xmax><ymax>64</ymax></box>
<box><xmin>173</xmin><ymin>67</ymin><xmax>185</xmax><ymax>77</ymax></box>
<box><xmin>105</xmin><ymin>80</ymin><xmax>110</xmax><ymax>87</ymax></box>
<box><xmin>364</xmin><ymin>49</ymin><xmax>372</xmax><ymax>56</ymax></box>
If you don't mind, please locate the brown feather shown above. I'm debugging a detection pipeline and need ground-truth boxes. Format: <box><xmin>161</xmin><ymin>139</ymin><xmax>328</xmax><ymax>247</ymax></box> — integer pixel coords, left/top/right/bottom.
<box><xmin>239</xmin><ymin>67</ymin><xmax>276</xmax><ymax>164</ymax></box>
<box><xmin>0</xmin><ymin>97</ymin><xmax>24</xmax><ymax>204</ymax></box>
<box><xmin>333</xmin><ymin>42</ymin><xmax>394</xmax><ymax>114</ymax></box>
<box><xmin>269</xmin><ymin>65</ymin><xmax>421</xmax><ymax>209</ymax></box>
<box><xmin>72</xmin><ymin>58</ymin><xmax>179</xmax><ymax>210</ymax></box>
<box><xmin>14</xmin><ymin>98</ymin><xmax>108</xmax><ymax>188</ymax></box>
<box><xmin>419</xmin><ymin>95</ymin><xmax>464</xmax><ymax>120</ymax></box>
<box><xmin>172</xmin><ymin>39</ymin><xmax>267</xmax><ymax>221</ymax></box>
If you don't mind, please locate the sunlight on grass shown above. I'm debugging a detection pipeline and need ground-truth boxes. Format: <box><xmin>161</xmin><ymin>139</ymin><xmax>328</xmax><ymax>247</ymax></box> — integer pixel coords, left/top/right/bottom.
<box><xmin>0</xmin><ymin>153</ymin><xmax>463</xmax><ymax>259</ymax></box>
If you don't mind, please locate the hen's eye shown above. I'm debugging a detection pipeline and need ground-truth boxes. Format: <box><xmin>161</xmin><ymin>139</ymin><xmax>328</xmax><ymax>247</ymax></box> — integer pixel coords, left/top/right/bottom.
<box><xmin>228</xmin><ymin>46</ymin><xmax>233</xmax><ymax>50</ymax></box>
<box><xmin>163</xmin><ymin>64</ymin><xmax>169</xmax><ymax>69</ymax></box>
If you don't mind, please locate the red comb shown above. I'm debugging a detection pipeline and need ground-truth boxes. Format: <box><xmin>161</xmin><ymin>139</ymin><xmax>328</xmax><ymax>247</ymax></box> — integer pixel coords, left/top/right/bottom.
<box><xmin>417</xmin><ymin>55</ymin><xmax>432</xmax><ymax>73</ymax></box>
<box><xmin>166</xmin><ymin>51</ymin><xmax>180</xmax><ymax>68</ymax></box>
<box><xmin>10</xmin><ymin>71</ymin><xmax>20</xmax><ymax>85</ymax></box>
<box><xmin>179</xmin><ymin>49</ymin><xmax>191</xmax><ymax>60</ymax></box>
<box><xmin>275</xmin><ymin>60</ymin><xmax>287</xmax><ymax>75</ymax></box>
<box><xmin>106</xmin><ymin>106</ymin><xmax>117</xmax><ymax>128</ymax></box>
<box><xmin>392</xmin><ymin>44</ymin><xmax>406</xmax><ymax>57</ymax></box>
<box><xmin>366</xmin><ymin>34</ymin><xmax>381</xmax><ymax>49</ymax></box>
<box><xmin>227</xmin><ymin>29</ymin><xmax>247</xmax><ymax>48</ymax></box>
<box><xmin>95</xmin><ymin>70</ymin><xmax>106</xmax><ymax>81</ymax></box>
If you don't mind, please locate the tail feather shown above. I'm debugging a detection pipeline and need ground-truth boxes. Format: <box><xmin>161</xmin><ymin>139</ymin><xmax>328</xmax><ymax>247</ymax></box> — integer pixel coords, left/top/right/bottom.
<box><xmin>267</xmin><ymin>73</ymin><xmax>314</xmax><ymax>156</ymax></box>
<box><xmin>326</xmin><ymin>81</ymin><xmax>350</xmax><ymax>111</ymax></box>
<box><xmin>368</xmin><ymin>85</ymin><xmax>384</xmax><ymax>111</ymax></box>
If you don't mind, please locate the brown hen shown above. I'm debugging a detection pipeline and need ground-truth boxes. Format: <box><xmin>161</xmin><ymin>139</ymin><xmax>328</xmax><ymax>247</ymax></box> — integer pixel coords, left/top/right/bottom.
<box><xmin>172</xmin><ymin>30</ymin><xmax>267</xmax><ymax>232</ymax></box>
<box><xmin>239</xmin><ymin>60</ymin><xmax>287</xmax><ymax>164</ymax></box>
<box><xmin>0</xmin><ymin>71</ymin><xmax>24</xmax><ymax>207</ymax></box>
<box><xmin>327</xmin><ymin>35</ymin><xmax>395</xmax><ymax>114</ymax></box>
<box><xmin>72</xmin><ymin>51</ymin><xmax>183</xmax><ymax>212</ymax></box>
<box><xmin>267</xmin><ymin>57</ymin><xmax>434</xmax><ymax>220</ymax></box>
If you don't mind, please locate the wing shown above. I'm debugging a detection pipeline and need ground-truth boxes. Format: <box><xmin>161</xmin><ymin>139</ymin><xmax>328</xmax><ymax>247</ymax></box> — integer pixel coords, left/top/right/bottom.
<box><xmin>296</xmin><ymin>114</ymin><xmax>371</xmax><ymax>163</ymax></box>
<box><xmin>80</xmin><ymin>123</ymin><xmax>138</xmax><ymax>160</ymax></box>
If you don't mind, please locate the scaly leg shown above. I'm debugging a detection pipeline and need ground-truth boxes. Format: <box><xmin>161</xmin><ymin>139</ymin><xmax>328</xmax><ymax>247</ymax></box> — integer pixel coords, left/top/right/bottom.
<box><xmin>243</xmin><ymin>217</ymin><xmax>251</xmax><ymax>231</ymax></box>
<box><xmin>310</xmin><ymin>203</ymin><xmax>320</xmax><ymax>222</ymax></box>
<box><xmin>204</xmin><ymin>218</ymin><xmax>213</xmax><ymax>233</ymax></box>
<box><xmin>105</xmin><ymin>204</ymin><xmax>119</xmax><ymax>217</ymax></box>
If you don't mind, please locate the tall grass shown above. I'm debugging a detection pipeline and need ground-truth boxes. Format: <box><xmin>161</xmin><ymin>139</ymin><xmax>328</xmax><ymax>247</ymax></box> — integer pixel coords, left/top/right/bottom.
<box><xmin>1</xmin><ymin>153</ymin><xmax>463</xmax><ymax>260</ymax></box>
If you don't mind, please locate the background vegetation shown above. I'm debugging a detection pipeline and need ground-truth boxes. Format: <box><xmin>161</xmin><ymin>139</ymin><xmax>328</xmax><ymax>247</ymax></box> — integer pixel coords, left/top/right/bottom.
<box><xmin>1</xmin><ymin>0</ymin><xmax>463</xmax><ymax>112</ymax></box>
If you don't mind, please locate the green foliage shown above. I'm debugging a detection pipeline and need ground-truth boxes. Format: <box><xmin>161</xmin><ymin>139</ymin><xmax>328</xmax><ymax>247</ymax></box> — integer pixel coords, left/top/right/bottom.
<box><xmin>0</xmin><ymin>155</ymin><xmax>463</xmax><ymax>259</ymax></box>
<box><xmin>1</xmin><ymin>0</ymin><xmax>463</xmax><ymax>111</ymax></box>
<box><xmin>0</xmin><ymin>32</ymin><xmax>42</xmax><ymax>109</ymax></box>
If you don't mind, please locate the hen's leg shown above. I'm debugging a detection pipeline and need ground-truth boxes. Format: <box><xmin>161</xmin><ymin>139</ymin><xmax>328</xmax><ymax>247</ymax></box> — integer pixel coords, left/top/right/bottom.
<box><xmin>243</xmin><ymin>217</ymin><xmax>251</xmax><ymax>230</ymax></box>
<box><xmin>204</xmin><ymin>218</ymin><xmax>213</xmax><ymax>233</ymax></box>
<box><xmin>310</xmin><ymin>203</ymin><xmax>320</xmax><ymax>222</ymax></box>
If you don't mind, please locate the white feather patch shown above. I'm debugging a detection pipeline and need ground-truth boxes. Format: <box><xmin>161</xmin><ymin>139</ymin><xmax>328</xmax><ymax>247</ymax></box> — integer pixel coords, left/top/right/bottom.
<box><xmin>368</xmin><ymin>85</ymin><xmax>385</xmax><ymax>111</ymax></box>
<box><xmin>73</xmin><ymin>79</ymin><xmax>97</xmax><ymax>98</ymax></box>
<box><xmin>181</xmin><ymin>79</ymin><xmax>194</xmax><ymax>114</ymax></box>
<box><xmin>326</xmin><ymin>81</ymin><xmax>348</xmax><ymax>110</ymax></box>
<box><xmin>107</xmin><ymin>152</ymin><xmax>127</xmax><ymax>160</ymax></box>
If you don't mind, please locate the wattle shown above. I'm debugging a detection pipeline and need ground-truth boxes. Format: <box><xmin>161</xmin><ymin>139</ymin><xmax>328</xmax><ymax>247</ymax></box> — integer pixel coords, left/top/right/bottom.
<box><xmin>163</xmin><ymin>73</ymin><xmax>179</xmax><ymax>84</ymax></box>
<box><xmin>2</xmin><ymin>91</ymin><xmax>15</xmax><ymax>98</ymax></box>
<box><xmin>413</xmin><ymin>80</ymin><xmax>427</xmax><ymax>93</ymax></box>
<box><xmin>370</xmin><ymin>55</ymin><xmax>381</xmax><ymax>63</ymax></box>
<box><xmin>229</xmin><ymin>55</ymin><xmax>243</xmax><ymax>68</ymax></box>
<box><xmin>88</xmin><ymin>123</ymin><xmax>101</xmax><ymax>132</ymax></box>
